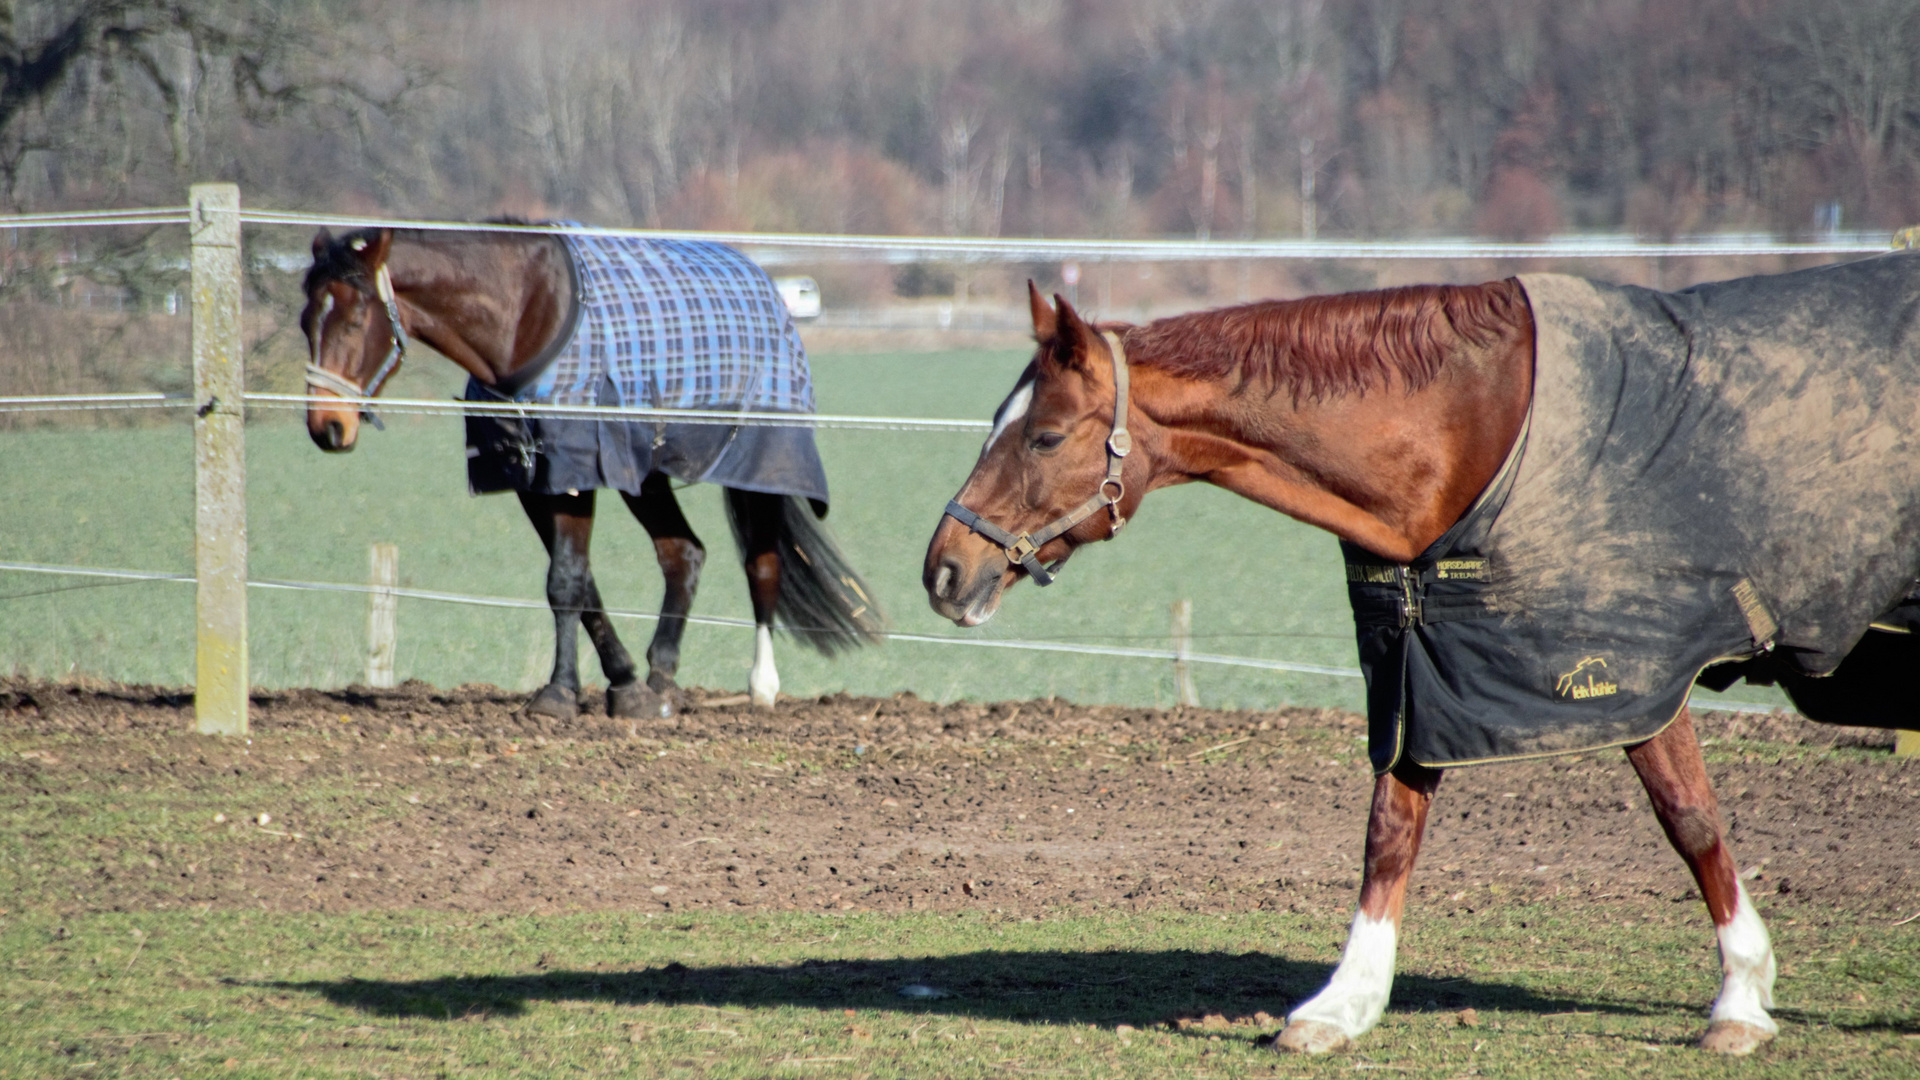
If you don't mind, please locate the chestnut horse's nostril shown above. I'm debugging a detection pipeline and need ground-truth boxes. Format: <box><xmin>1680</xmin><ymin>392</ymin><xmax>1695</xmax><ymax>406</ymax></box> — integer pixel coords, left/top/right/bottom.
<box><xmin>933</xmin><ymin>561</ymin><xmax>957</xmax><ymax>600</ymax></box>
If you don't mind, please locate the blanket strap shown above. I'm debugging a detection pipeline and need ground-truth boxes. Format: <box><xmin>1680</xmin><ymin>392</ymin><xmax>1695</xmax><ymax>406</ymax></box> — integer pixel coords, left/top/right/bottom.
<box><xmin>1731</xmin><ymin>578</ymin><xmax>1778</xmax><ymax>648</ymax></box>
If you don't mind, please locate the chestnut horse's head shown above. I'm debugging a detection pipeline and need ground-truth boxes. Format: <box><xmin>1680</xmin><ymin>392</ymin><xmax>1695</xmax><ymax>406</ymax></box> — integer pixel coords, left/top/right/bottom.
<box><xmin>300</xmin><ymin>227</ymin><xmax>403</xmax><ymax>452</ymax></box>
<box><xmin>924</xmin><ymin>283</ymin><xmax>1147</xmax><ymax>626</ymax></box>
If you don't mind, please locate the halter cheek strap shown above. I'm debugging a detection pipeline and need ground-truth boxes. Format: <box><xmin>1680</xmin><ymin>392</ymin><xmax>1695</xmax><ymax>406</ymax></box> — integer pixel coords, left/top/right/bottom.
<box><xmin>943</xmin><ymin>330</ymin><xmax>1132</xmax><ymax>587</ymax></box>
<box><xmin>304</xmin><ymin>264</ymin><xmax>408</xmax><ymax>430</ymax></box>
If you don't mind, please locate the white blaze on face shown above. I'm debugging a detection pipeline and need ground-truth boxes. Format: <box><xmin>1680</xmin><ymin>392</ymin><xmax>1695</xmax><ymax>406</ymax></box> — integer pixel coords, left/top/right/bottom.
<box><xmin>984</xmin><ymin>380</ymin><xmax>1034</xmax><ymax>454</ymax></box>
<box><xmin>1710</xmin><ymin>881</ymin><xmax>1778</xmax><ymax>1033</ymax></box>
<box><xmin>1287</xmin><ymin>910</ymin><xmax>1399</xmax><ymax>1038</ymax></box>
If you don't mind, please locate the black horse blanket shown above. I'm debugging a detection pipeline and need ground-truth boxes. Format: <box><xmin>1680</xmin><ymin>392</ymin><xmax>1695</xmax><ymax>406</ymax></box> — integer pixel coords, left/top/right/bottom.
<box><xmin>464</xmin><ymin>234</ymin><xmax>829</xmax><ymax>506</ymax></box>
<box><xmin>1349</xmin><ymin>252</ymin><xmax>1920</xmax><ymax>771</ymax></box>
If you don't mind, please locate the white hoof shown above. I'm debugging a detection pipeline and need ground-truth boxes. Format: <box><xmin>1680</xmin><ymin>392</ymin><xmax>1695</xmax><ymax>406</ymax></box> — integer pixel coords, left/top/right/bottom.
<box><xmin>1274</xmin><ymin>1019</ymin><xmax>1351</xmax><ymax>1055</ymax></box>
<box><xmin>1700</xmin><ymin>1020</ymin><xmax>1774</xmax><ymax>1055</ymax></box>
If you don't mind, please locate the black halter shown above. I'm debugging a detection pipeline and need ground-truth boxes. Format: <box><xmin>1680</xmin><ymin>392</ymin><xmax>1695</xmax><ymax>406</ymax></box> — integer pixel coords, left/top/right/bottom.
<box><xmin>943</xmin><ymin>331</ymin><xmax>1132</xmax><ymax>587</ymax></box>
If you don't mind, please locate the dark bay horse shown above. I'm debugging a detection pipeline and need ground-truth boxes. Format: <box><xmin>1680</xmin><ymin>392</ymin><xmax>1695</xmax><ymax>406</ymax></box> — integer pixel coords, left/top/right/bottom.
<box><xmin>924</xmin><ymin>275</ymin><xmax>1920</xmax><ymax>1056</ymax></box>
<box><xmin>301</xmin><ymin>226</ymin><xmax>883</xmax><ymax>717</ymax></box>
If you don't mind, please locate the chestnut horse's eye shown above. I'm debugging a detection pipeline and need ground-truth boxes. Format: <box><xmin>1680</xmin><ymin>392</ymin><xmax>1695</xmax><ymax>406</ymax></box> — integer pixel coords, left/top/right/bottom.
<box><xmin>1032</xmin><ymin>431</ymin><xmax>1067</xmax><ymax>451</ymax></box>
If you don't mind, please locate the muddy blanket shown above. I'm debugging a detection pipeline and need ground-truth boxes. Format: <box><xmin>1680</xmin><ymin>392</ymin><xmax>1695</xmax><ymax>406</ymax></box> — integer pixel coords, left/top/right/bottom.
<box><xmin>1349</xmin><ymin>253</ymin><xmax>1920</xmax><ymax>771</ymax></box>
<box><xmin>465</xmin><ymin>234</ymin><xmax>827</xmax><ymax>504</ymax></box>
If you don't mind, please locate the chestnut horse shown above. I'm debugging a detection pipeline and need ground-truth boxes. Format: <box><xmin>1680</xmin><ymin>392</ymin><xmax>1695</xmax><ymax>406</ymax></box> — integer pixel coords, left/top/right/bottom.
<box><xmin>301</xmin><ymin>227</ymin><xmax>882</xmax><ymax>716</ymax></box>
<box><xmin>924</xmin><ymin>283</ymin><xmax>1783</xmax><ymax>1055</ymax></box>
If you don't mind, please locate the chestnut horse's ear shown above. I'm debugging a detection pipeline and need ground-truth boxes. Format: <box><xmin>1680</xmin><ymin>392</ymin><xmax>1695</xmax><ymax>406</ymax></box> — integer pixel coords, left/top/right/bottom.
<box><xmin>1028</xmin><ymin>279</ymin><xmax>1058</xmax><ymax>344</ymax></box>
<box><xmin>311</xmin><ymin>228</ymin><xmax>333</xmax><ymax>260</ymax></box>
<box><xmin>1048</xmin><ymin>292</ymin><xmax>1096</xmax><ymax>371</ymax></box>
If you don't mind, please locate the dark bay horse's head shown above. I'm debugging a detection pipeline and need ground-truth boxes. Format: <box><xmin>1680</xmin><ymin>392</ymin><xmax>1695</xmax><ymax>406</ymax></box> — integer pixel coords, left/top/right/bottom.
<box><xmin>924</xmin><ymin>283</ymin><xmax>1148</xmax><ymax>626</ymax></box>
<box><xmin>301</xmin><ymin>227</ymin><xmax>400</xmax><ymax>452</ymax></box>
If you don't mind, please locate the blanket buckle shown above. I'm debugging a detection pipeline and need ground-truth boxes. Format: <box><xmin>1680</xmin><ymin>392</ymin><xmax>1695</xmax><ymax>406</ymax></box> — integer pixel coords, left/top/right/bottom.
<box><xmin>1397</xmin><ymin>567</ymin><xmax>1423</xmax><ymax>628</ymax></box>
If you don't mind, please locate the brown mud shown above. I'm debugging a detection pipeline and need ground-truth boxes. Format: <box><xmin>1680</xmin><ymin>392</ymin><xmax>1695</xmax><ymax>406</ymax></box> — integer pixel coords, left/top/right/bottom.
<box><xmin>1</xmin><ymin>678</ymin><xmax>1914</xmax><ymax>924</ymax></box>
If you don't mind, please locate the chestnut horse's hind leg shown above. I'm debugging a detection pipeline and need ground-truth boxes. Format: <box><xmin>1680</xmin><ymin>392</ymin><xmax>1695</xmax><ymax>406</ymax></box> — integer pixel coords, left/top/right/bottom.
<box><xmin>725</xmin><ymin>488</ymin><xmax>784</xmax><ymax>707</ymax></box>
<box><xmin>619</xmin><ymin>472</ymin><xmax>707</xmax><ymax>703</ymax></box>
<box><xmin>517</xmin><ymin>490</ymin><xmax>644</xmax><ymax>721</ymax></box>
<box><xmin>1626</xmin><ymin>708</ymin><xmax>1777</xmax><ymax>1054</ymax></box>
<box><xmin>1277</xmin><ymin>759</ymin><xmax>1442</xmax><ymax>1054</ymax></box>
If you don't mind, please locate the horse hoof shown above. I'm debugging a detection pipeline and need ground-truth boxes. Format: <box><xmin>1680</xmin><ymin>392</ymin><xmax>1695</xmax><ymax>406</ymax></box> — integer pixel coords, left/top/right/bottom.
<box><xmin>523</xmin><ymin>684</ymin><xmax>578</xmax><ymax>720</ymax></box>
<box><xmin>1699</xmin><ymin>1021</ymin><xmax>1774</xmax><ymax>1055</ymax></box>
<box><xmin>1273</xmin><ymin>1020</ymin><xmax>1351</xmax><ymax>1055</ymax></box>
<box><xmin>608</xmin><ymin>682</ymin><xmax>672</xmax><ymax>720</ymax></box>
<box><xmin>646</xmin><ymin>669</ymin><xmax>678</xmax><ymax>695</ymax></box>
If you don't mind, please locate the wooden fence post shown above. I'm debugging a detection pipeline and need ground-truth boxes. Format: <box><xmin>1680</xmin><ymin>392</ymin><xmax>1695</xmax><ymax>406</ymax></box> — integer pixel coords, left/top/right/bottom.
<box><xmin>366</xmin><ymin>543</ymin><xmax>398</xmax><ymax>688</ymax></box>
<box><xmin>190</xmin><ymin>183</ymin><xmax>247</xmax><ymax>736</ymax></box>
<box><xmin>1897</xmin><ymin>729</ymin><xmax>1920</xmax><ymax>758</ymax></box>
<box><xmin>1171</xmin><ymin>599</ymin><xmax>1199</xmax><ymax>707</ymax></box>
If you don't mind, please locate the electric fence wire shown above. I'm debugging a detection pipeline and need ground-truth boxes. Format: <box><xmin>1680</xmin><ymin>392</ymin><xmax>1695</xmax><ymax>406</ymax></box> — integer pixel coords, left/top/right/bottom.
<box><xmin>234</xmin><ymin>207</ymin><xmax>1894</xmax><ymax>261</ymax></box>
<box><xmin>0</xmin><ymin>559</ymin><xmax>1361</xmax><ymax>680</ymax></box>
<box><xmin>0</xmin><ymin>391</ymin><xmax>995</xmax><ymax>430</ymax></box>
<box><xmin>0</xmin><ymin>560</ymin><xmax>1797</xmax><ymax>714</ymax></box>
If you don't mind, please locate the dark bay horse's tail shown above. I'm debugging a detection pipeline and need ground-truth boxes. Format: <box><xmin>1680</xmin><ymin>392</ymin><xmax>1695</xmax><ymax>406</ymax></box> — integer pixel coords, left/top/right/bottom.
<box><xmin>726</xmin><ymin>493</ymin><xmax>887</xmax><ymax>655</ymax></box>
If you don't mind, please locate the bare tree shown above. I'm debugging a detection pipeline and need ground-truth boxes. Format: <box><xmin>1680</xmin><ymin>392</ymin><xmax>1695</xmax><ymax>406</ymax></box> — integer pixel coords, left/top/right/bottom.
<box><xmin>0</xmin><ymin>0</ymin><xmax>410</xmax><ymax>207</ymax></box>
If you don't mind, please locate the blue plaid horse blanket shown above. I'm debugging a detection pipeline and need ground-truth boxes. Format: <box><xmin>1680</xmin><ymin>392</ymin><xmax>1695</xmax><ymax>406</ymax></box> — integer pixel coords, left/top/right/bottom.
<box><xmin>465</xmin><ymin>233</ymin><xmax>829</xmax><ymax>505</ymax></box>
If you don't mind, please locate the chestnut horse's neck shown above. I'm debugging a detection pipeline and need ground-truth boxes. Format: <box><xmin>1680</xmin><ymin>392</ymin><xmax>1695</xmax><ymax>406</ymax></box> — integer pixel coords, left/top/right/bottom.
<box><xmin>1119</xmin><ymin>280</ymin><xmax>1535</xmax><ymax>563</ymax></box>
<box><xmin>382</xmin><ymin>230</ymin><xmax>575</xmax><ymax>388</ymax></box>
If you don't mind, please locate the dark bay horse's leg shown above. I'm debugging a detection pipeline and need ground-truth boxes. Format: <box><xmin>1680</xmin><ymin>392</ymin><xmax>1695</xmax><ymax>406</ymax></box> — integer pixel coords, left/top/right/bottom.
<box><xmin>1277</xmin><ymin>759</ymin><xmax>1443</xmax><ymax>1054</ymax></box>
<box><xmin>517</xmin><ymin>490</ymin><xmax>643</xmax><ymax>720</ymax></box>
<box><xmin>725</xmin><ymin>488</ymin><xmax>785</xmax><ymax>707</ymax></box>
<box><xmin>619</xmin><ymin>472</ymin><xmax>706</xmax><ymax>698</ymax></box>
<box><xmin>1625</xmin><ymin>709</ymin><xmax>1776</xmax><ymax>1054</ymax></box>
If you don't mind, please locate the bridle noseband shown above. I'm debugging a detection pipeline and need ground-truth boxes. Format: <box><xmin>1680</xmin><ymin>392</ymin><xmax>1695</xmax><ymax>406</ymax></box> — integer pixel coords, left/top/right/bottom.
<box><xmin>943</xmin><ymin>330</ymin><xmax>1132</xmax><ymax>587</ymax></box>
<box><xmin>305</xmin><ymin>263</ymin><xmax>408</xmax><ymax>430</ymax></box>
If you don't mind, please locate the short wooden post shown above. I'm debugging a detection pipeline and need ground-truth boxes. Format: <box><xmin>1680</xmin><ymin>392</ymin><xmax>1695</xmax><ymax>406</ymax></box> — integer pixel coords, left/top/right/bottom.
<box><xmin>190</xmin><ymin>183</ymin><xmax>247</xmax><ymax>736</ymax></box>
<box><xmin>1171</xmin><ymin>599</ymin><xmax>1198</xmax><ymax>707</ymax></box>
<box><xmin>366</xmin><ymin>543</ymin><xmax>398</xmax><ymax>688</ymax></box>
<box><xmin>1897</xmin><ymin>729</ymin><xmax>1920</xmax><ymax>758</ymax></box>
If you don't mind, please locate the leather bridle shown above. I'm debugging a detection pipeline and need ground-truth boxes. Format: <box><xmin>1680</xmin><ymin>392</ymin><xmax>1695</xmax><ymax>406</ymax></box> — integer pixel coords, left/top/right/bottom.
<box><xmin>305</xmin><ymin>263</ymin><xmax>408</xmax><ymax>430</ymax></box>
<box><xmin>942</xmin><ymin>330</ymin><xmax>1132</xmax><ymax>587</ymax></box>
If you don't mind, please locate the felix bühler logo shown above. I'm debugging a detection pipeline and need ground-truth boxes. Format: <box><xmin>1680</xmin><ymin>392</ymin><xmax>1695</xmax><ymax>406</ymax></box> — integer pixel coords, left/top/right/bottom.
<box><xmin>1555</xmin><ymin>656</ymin><xmax>1618</xmax><ymax>700</ymax></box>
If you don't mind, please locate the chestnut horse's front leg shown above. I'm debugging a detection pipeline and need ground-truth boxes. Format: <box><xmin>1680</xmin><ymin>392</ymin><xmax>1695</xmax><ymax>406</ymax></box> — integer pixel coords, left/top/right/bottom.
<box><xmin>1626</xmin><ymin>709</ymin><xmax>1776</xmax><ymax>1054</ymax></box>
<box><xmin>1277</xmin><ymin>759</ymin><xmax>1442</xmax><ymax>1054</ymax></box>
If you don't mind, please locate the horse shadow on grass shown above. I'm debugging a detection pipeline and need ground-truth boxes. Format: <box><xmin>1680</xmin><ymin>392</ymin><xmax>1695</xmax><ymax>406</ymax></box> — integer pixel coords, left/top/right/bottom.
<box><xmin>265</xmin><ymin>948</ymin><xmax>1714</xmax><ymax>1032</ymax></box>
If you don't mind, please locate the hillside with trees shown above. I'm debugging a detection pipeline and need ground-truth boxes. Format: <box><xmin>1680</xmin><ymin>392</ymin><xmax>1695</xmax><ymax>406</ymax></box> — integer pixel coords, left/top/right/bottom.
<box><xmin>13</xmin><ymin>0</ymin><xmax>1918</xmax><ymax>240</ymax></box>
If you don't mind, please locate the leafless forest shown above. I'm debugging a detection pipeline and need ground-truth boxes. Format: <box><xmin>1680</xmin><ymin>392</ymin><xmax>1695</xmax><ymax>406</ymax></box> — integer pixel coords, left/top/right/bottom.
<box><xmin>0</xmin><ymin>0</ymin><xmax>1917</xmax><ymax>337</ymax></box>
<box><xmin>15</xmin><ymin>0</ymin><xmax>1920</xmax><ymax>237</ymax></box>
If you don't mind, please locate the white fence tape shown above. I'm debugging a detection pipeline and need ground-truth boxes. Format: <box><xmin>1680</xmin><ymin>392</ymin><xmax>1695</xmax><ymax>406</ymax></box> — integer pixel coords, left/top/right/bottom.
<box><xmin>0</xmin><ymin>559</ymin><xmax>1798</xmax><ymax>713</ymax></box>
<box><xmin>0</xmin><ymin>560</ymin><xmax>1360</xmax><ymax>681</ymax></box>
<box><xmin>236</xmin><ymin>208</ymin><xmax>1891</xmax><ymax>262</ymax></box>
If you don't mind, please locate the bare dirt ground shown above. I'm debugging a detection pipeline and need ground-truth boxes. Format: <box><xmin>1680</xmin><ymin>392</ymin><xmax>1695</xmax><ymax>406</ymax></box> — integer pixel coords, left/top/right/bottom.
<box><xmin>2</xmin><ymin>678</ymin><xmax>1915</xmax><ymax>925</ymax></box>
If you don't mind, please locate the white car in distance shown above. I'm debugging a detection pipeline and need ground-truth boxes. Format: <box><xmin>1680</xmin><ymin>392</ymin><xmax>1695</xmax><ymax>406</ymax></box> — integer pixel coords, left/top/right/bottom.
<box><xmin>774</xmin><ymin>276</ymin><xmax>821</xmax><ymax>320</ymax></box>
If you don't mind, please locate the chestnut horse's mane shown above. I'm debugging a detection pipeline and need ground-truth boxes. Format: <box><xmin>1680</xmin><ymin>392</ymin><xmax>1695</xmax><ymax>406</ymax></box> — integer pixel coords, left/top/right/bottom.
<box><xmin>1118</xmin><ymin>279</ymin><xmax>1531</xmax><ymax>402</ymax></box>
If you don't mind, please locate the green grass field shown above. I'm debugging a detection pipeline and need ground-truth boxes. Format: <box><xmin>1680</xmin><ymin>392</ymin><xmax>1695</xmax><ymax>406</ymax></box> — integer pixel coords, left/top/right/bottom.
<box><xmin>3</xmin><ymin>906</ymin><xmax>1912</xmax><ymax>1078</ymax></box>
<box><xmin>0</xmin><ymin>348</ymin><xmax>1790</xmax><ymax>714</ymax></box>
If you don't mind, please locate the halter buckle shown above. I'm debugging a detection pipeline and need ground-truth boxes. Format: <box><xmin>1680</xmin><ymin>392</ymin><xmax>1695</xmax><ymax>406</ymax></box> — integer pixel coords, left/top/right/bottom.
<box><xmin>1006</xmin><ymin>536</ymin><xmax>1039</xmax><ymax>565</ymax></box>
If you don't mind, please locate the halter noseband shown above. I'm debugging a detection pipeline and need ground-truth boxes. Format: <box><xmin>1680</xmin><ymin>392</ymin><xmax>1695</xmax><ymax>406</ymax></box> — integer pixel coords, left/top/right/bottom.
<box><xmin>305</xmin><ymin>263</ymin><xmax>408</xmax><ymax>430</ymax></box>
<box><xmin>943</xmin><ymin>330</ymin><xmax>1132</xmax><ymax>587</ymax></box>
